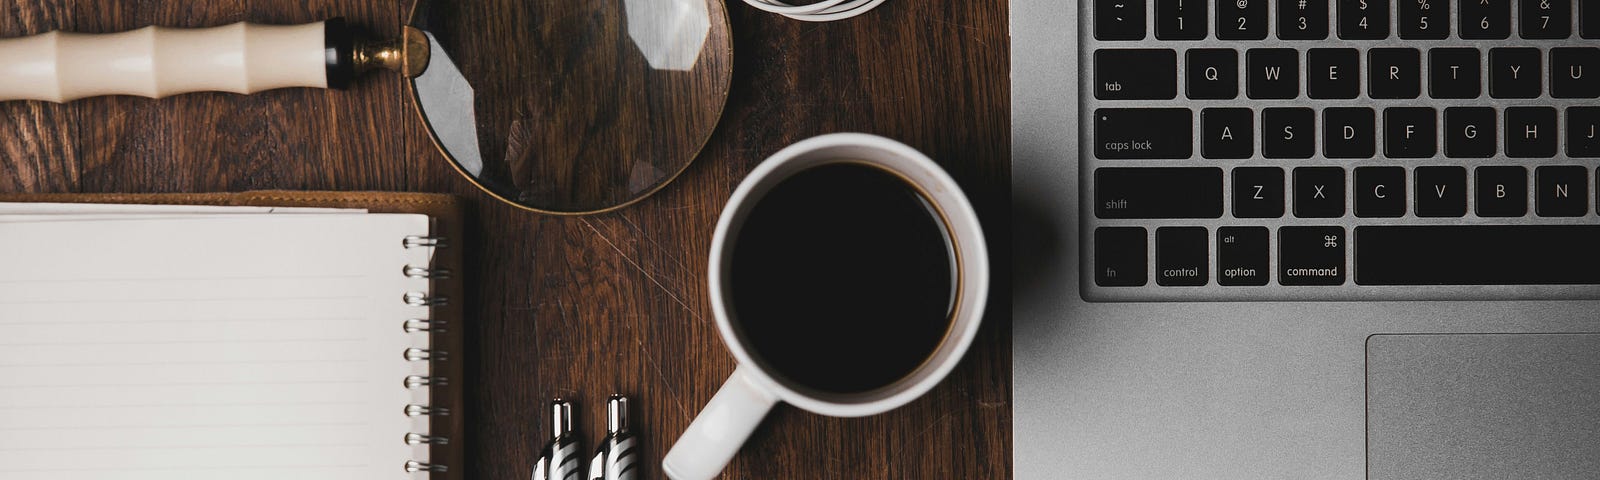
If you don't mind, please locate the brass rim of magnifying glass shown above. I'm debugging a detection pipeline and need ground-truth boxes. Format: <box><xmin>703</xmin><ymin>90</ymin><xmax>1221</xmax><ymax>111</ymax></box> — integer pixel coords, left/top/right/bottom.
<box><xmin>400</xmin><ymin>0</ymin><xmax>734</xmax><ymax>216</ymax></box>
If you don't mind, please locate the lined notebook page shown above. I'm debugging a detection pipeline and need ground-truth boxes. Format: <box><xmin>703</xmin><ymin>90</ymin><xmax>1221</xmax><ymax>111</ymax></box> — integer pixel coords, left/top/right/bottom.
<box><xmin>0</xmin><ymin>213</ymin><xmax>434</xmax><ymax>480</ymax></box>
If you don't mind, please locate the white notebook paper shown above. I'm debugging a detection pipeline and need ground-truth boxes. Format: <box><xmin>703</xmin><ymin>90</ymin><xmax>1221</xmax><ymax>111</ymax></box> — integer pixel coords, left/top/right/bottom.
<box><xmin>0</xmin><ymin>204</ymin><xmax>443</xmax><ymax>480</ymax></box>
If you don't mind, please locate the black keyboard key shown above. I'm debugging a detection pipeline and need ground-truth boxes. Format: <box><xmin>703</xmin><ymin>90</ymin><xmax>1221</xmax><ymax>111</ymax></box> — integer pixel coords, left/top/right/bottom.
<box><xmin>1369</xmin><ymin>48</ymin><xmax>1422</xmax><ymax>99</ymax></box>
<box><xmin>1355</xmin><ymin>166</ymin><xmax>1407</xmax><ymax>217</ymax></box>
<box><xmin>1325</xmin><ymin>107</ymin><xmax>1376</xmax><ymax>158</ymax></box>
<box><xmin>1535</xmin><ymin>165</ymin><xmax>1588</xmax><ymax>216</ymax></box>
<box><xmin>1219</xmin><ymin>0</ymin><xmax>1270</xmax><ymax>39</ymax></box>
<box><xmin>1585</xmin><ymin>0</ymin><xmax>1600</xmax><ymax>37</ymax></box>
<box><xmin>1400</xmin><ymin>0</ymin><xmax>1451</xmax><ymax>38</ymax></box>
<box><xmin>1095</xmin><ymin>50</ymin><xmax>1178</xmax><ymax>100</ymax></box>
<box><xmin>1551</xmin><ymin>48</ymin><xmax>1600</xmax><ymax>99</ymax></box>
<box><xmin>1203</xmin><ymin>108</ymin><xmax>1254</xmax><ymax>159</ymax></box>
<box><xmin>1218</xmin><ymin>226</ymin><xmax>1270</xmax><ymax>286</ymax></box>
<box><xmin>1462</xmin><ymin>0</ymin><xmax>1513</xmax><ymax>38</ymax></box>
<box><xmin>1490</xmin><ymin>48</ymin><xmax>1542</xmax><ymax>98</ymax></box>
<box><xmin>1280</xmin><ymin>226</ymin><xmax>1346</xmax><ymax>286</ymax></box>
<box><xmin>1097</xmin><ymin>0</ymin><xmax>1148</xmax><ymax>39</ymax></box>
<box><xmin>1385</xmin><ymin>107</ymin><xmax>1438</xmax><ymax>158</ymax></box>
<box><xmin>1339</xmin><ymin>0</ymin><xmax>1391</xmax><ymax>38</ymax></box>
<box><xmin>1095</xmin><ymin>167</ymin><xmax>1224</xmax><ymax>218</ymax></box>
<box><xmin>1279</xmin><ymin>0</ymin><xmax>1332</xmax><ymax>38</ymax></box>
<box><xmin>1247</xmin><ymin>49</ymin><xmax>1300</xmax><ymax>99</ymax></box>
<box><xmin>1157</xmin><ymin>0</ymin><xmax>1211</xmax><ymax>38</ymax></box>
<box><xmin>1094</xmin><ymin>108</ymin><xmax>1194</xmax><ymax>159</ymax></box>
<box><xmin>1444</xmin><ymin>107</ymin><xmax>1496</xmax><ymax>158</ymax></box>
<box><xmin>1571</xmin><ymin>107</ymin><xmax>1600</xmax><ymax>157</ymax></box>
<box><xmin>1233</xmin><ymin>167</ymin><xmax>1286</xmax><ymax>218</ymax></box>
<box><xmin>1355</xmin><ymin>226</ymin><xmax>1600</xmax><ymax>285</ymax></box>
<box><xmin>1157</xmin><ymin>227</ymin><xmax>1209</xmax><ymax>286</ymax></box>
<box><xmin>1505</xmin><ymin>106</ymin><xmax>1558</xmax><ymax>158</ymax></box>
<box><xmin>1414</xmin><ymin>166</ymin><xmax>1468</xmax><ymax>217</ymax></box>
<box><xmin>1521</xmin><ymin>0</ymin><xmax>1572</xmax><ymax>38</ymax></box>
<box><xmin>1308</xmin><ymin>48</ymin><xmax>1361</xmax><ymax>99</ymax></box>
<box><xmin>1187</xmin><ymin>49</ymin><xmax>1240</xmax><ymax>100</ymax></box>
<box><xmin>1294</xmin><ymin>167</ymin><xmax>1346</xmax><ymax>218</ymax></box>
<box><xmin>1095</xmin><ymin>227</ymin><xmax>1148</xmax><ymax>286</ymax></box>
<box><xmin>1475</xmin><ymin>166</ymin><xmax>1528</xmax><ymax>217</ymax></box>
<box><xmin>1428</xmin><ymin>48</ymin><xmax>1481</xmax><ymax>99</ymax></box>
<box><xmin>1264</xmin><ymin>108</ymin><xmax>1316</xmax><ymax>158</ymax></box>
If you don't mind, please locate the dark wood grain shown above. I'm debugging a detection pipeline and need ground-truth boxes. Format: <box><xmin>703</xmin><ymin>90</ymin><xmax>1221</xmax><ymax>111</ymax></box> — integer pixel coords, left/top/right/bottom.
<box><xmin>0</xmin><ymin>0</ymin><xmax>1010</xmax><ymax>478</ymax></box>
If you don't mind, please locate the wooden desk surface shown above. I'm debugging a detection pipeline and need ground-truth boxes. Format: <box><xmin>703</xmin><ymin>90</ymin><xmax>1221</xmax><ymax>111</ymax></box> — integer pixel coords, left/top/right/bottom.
<box><xmin>0</xmin><ymin>1</ymin><xmax>1011</xmax><ymax>478</ymax></box>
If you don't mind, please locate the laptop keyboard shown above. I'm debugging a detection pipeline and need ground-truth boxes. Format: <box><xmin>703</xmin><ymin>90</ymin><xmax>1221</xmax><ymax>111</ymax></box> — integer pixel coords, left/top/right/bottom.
<box><xmin>1082</xmin><ymin>0</ymin><xmax>1600</xmax><ymax>300</ymax></box>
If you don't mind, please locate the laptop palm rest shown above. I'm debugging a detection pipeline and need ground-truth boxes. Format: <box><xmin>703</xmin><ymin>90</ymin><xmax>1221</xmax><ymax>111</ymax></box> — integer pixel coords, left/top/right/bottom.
<box><xmin>1367</xmin><ymin>333</ymin><xmax>1600</xmax><ymax>479</ymax></box>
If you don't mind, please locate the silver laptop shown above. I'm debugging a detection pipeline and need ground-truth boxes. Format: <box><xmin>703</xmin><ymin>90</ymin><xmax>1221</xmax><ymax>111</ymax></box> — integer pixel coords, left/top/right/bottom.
<box><xmin>1010</xmin><ymin>0</ymin><xmax>1600</xmax><ymax>476</ymax></box>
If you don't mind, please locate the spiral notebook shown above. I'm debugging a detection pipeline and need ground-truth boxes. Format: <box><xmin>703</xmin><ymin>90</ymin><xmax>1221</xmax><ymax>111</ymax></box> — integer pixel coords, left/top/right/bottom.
<box><xmin>0</xmin><ymin>192</ymin><xmax>465</xmax><ymax>480</ymax></box>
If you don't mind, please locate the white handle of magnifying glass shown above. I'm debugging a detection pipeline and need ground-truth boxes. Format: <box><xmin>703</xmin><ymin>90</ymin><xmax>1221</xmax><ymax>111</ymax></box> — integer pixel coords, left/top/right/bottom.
<box><xmin>0</xmin><ymin>20</ymin><xmax>367</xmax><ymax>103</ymax></box>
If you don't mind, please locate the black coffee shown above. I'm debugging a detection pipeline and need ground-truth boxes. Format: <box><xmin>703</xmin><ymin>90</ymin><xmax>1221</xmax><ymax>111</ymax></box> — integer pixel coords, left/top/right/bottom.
<box><xmin>729</xmin><ymin>162</ymin><xmax>957</xmax><ymax>395</ymax></box>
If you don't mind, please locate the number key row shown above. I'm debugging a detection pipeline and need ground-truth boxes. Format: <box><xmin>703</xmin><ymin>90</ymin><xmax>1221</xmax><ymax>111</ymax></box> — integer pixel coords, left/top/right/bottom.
<box><xmin>1095</xmin><ymin>0</ymin><xmax>1600</xmax><ymax>40</ymax></box>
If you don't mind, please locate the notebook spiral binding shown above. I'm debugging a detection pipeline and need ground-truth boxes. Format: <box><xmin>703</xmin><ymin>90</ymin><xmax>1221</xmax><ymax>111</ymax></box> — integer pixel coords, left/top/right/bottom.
<box><xmin>403</xmin><ymin>236</ymin><xmax>450</xmax><ymax>475</ymax></box>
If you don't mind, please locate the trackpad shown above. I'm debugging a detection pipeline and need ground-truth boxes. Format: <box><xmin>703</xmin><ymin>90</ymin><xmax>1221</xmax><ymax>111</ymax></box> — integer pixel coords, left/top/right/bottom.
<box><xmin>1367</xmin><ymin>334</ymin><xmax>1600</xmax><ymax>479</ymax></box>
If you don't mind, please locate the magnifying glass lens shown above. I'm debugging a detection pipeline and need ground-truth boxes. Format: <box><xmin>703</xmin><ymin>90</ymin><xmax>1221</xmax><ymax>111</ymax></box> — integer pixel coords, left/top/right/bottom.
<box><xmin>414</xmin><ymin>0</ymin><xmax>731</xmax><ymax>214</ymax></box>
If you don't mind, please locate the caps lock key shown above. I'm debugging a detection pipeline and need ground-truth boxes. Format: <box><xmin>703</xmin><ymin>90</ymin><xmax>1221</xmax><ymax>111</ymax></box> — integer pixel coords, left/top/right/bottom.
<box><xmin>1095</xmin><ymin>108</ymin><xmax>1194</xmax><ymax>159</ymax></box>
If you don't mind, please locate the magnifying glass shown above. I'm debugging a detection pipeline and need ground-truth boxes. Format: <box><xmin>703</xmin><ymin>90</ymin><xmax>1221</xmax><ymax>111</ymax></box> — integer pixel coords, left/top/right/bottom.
<box><xmin>0</xmin><ymin>0</ymin><xmax>733</xmax><ymax>215</ymax></box>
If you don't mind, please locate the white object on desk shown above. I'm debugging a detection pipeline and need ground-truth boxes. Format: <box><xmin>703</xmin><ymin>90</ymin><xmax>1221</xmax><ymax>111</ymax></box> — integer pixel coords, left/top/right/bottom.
<box><xmin>741</xmin><ymin>0</ymin><xmax>889</xmax><ymax>22</ymax></box>
<box><xmin>0</xmin><ymin>205</ymin><xmax>441</xmax><ymax>480</ymax></box>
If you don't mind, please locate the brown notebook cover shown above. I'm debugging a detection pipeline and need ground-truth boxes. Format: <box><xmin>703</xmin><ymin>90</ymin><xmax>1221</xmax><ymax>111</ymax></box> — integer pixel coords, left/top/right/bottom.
<box><xmin>0</xmin><ymin>190</ymin><xmax>468</xmax><ymax>477</ymax></box>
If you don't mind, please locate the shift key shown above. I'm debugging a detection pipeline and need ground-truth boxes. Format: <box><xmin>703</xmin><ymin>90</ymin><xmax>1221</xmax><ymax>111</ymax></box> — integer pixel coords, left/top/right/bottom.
<box><xmin>1095</xmin><ymin>108</ymin><xmax>1193</xmax><ymax>159</ymax></box>
<box><xmin>1096</xmin><ymin>167</ymin><xmax>1223</xmax><ymax>218</ymax></box>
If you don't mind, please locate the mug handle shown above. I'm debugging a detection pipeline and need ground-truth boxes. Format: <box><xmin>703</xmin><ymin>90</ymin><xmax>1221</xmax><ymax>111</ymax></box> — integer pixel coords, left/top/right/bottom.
<box><xmin>662</xmin><ymin>365</ymin><xmax>780</xmax><ymax>480</ymax></box>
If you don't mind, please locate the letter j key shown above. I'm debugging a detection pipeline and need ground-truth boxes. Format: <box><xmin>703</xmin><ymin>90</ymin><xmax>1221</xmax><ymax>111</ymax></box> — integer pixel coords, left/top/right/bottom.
<box><xmin>1571</xmin><ymin>107</ymin><xmax>1600</xmax><ymax>158</ymax></box>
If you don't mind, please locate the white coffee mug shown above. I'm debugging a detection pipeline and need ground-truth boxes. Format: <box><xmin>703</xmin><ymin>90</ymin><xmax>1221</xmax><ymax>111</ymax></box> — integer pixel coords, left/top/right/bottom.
<box><xmin>661</xmin><ymin>133</ymin><xmax>990</xmax><ymax>479</ymax></box>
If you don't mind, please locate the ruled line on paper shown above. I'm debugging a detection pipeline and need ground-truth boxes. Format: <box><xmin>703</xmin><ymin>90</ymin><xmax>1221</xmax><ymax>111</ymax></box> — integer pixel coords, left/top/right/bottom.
<box><xmin>0</xmin><ymin>464</ymin><xmax>369</xmax><ymax>472</ymax></box>
<box><xmin>0</xmin><ymin>296</ymin><xmax>365</xmax><ymax>306</ymax></box>
<box><xmin>0</xmin><ymin>422</ymin><xmax>366</xmax><ymax>431</ymax></box>
<box><xmin>0</xmin><ymin>359</ymin><xmax>365</xmax><ymax>368</ymax></box>
<box><xmin>0</xmin><ymin>380</ymin><xmax>364</xmax><ymax>389</ymax></box>
<box><xmin>0</xmin><ymin>274</ymin><xmax>365</xmax><ymax>285</ymax></box>
<box><xmin>0</xmin><ymin>338</ymin><xmax>367</xmax><ymax>347</ymax></box>
<box><xmin>2</xmin><ymin>401</ymin><xmax>366</xmax><ymax>409</ymax></box>
<box><xmin>0</xmin><ymin>443</ymin><xmax>368</xmax><ymax>452</ymax></box>
<box><xmin>0</xmin><ymin>317</ymin><xmax>362</xmax><ymax>326</ymax></box>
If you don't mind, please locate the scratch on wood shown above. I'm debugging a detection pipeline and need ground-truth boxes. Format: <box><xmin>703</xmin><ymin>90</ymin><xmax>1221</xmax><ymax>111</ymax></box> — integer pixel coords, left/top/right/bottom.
<box><xmin>930</xmin><ymin>18</ymin><xmax>989</xmax><ymax>47</ymax></box>
<box><xmin>626</xmin><ymin>318</ymin><xmax>693</xmax><ymax>417</ymax></box>
<box><xmin>617</xmin><ymin>214</ymin><xmax>693</xmax><ymax>275</ymax></box>
<box><xmin>885</xmin><ymin>407</ymin><xmax>970</xmax><ymax>459</ymax></box>
<box><xmin>578</xmin><ymin>217</ymin><xmax>700</xmax><ymax>319</ymax></box>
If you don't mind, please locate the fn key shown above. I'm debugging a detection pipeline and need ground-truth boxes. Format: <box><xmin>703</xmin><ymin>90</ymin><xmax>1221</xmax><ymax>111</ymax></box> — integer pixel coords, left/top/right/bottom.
<box><xmin>1096</xmin><ymin>227</ymin><xmax>1149</xmax><ymax>286</ymax></box>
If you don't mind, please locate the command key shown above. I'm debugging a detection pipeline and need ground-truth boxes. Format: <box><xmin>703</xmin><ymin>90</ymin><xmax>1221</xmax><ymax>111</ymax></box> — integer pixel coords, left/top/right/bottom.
<box><xmin>1279</xmin><ymin>226</ymin><xmax>1346</xmax><ymax>286</ymax></box>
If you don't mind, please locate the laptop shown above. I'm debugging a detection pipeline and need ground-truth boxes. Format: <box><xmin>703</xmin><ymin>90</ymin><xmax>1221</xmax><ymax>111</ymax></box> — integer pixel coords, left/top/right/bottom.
<box><xmin>1010</xmin><ymin>0</ymin><xmax>1600</xmax><ymax>477</ymax></box>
